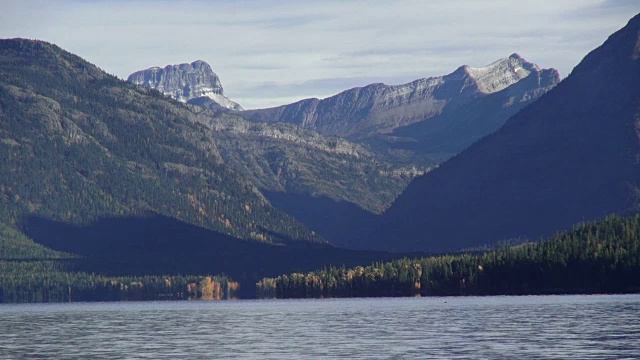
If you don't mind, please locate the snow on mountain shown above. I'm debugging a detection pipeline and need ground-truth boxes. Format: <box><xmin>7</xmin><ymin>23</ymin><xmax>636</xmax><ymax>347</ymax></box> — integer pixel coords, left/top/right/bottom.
<box><xmin>243</xmin><ymin>54</ymin><xmax>559</xmax><ymax>159</ymax></box>
<box><xmin>127</xmin><ymin>60</ymin><xmax>243</xmax><ymax>111</ymax></box>
<box><xmin>462</xmin><ymin>54</ymin><xmax>538</xmax><ymax>94</ymax></box>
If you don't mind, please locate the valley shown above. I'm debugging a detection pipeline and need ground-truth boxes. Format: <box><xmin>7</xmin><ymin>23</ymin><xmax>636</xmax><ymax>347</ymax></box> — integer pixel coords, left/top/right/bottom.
<box><xmin>2</xmin><ymin>12</ymin><xmax>640</xmax><ymax>302</ymax></box>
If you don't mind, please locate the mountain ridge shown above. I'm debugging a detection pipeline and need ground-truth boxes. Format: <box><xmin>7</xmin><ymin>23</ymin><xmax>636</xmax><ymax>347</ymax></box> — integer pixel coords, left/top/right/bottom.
<box><xmin>242</xmin><ymin>54</ymin><xmax>559</xmax><ymax>161</ymax></box>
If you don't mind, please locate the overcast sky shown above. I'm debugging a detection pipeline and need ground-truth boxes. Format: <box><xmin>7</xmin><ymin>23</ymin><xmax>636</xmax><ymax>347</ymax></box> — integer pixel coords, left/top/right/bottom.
<box><xmin>1</xmin><ymin>1</ymin><xmax>638</xmax><ymax>109</ymax></box>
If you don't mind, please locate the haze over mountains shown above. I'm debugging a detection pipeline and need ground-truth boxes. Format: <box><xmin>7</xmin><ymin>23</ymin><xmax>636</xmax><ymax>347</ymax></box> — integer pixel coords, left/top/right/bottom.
<box><xmin>130</xmin><ymin>55</ymin><xmax>559</xmax><ymax>163</ymax></box>
<box><xmin>371</xmin><ymin>13</ymin><xmax>640</xmax><ymax>252</ymax></box>
<box><xmin>127</xmin><ymin>61</ymin><xmax>423</xmax><ymax>212</ymax></box>
<box><xmin>124</xmin><ymin>54</ymin><xmax>560</xmax><ymax>235</ymax></box>
<box><xmin>121</xmin><ymin>29</ymin><xmax>640</xmax><ymax>255</ymax></box>
<box><xmin>190</xmin><ymin>108</ymin><xmax>422</xmax><ymax>213</ymax></box>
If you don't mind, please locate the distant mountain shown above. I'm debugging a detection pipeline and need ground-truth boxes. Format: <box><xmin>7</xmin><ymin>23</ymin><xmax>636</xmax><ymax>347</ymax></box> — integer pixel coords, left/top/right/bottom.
<box><xmin>0</xmin><ymin>38</ymin><xmax>316</xmax><ymax>246</ymax></box>
<box><xmin>127</xmin><ymin>60</ymin><xmax>243</xmax><ymax>111</ymax></box>
<box><xmin>371</xmin><ymin>13</ymin><xmax>640</xmax><ymax>252</ymax></box>
<box><xmin>243</xmin><ymin>54</ymin><xmax>559</xmax><ymax>160</ymax></box>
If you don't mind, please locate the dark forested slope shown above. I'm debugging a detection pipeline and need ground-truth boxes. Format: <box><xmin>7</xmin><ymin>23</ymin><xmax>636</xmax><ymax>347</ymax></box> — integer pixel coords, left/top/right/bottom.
<box><xmin>259</xmin><ymin>214</ymin><xmax>640</xmax><ymax>298</ymax></box>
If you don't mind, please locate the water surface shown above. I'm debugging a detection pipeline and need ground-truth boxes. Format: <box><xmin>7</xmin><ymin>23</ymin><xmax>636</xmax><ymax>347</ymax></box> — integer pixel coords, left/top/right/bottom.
<box><xmin>1</xmin><ymin>294</ymin><xmax>639</xmax><ymax>359</ymax></box>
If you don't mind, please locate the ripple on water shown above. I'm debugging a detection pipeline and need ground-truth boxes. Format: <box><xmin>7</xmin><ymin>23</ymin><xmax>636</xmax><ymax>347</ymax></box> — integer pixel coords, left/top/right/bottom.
<box><xmin>1</xmin><ymin>295</ymin><xmax>639</xmax><ymax>359</ymax></box>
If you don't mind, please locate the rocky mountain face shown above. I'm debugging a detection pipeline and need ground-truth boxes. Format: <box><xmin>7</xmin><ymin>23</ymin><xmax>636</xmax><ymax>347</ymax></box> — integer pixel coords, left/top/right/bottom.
<box><xmin>127</xmin><ymin>60</ymin><xmax>243</xmax><ymax>111</ymax></box>
<box><xmin>367</xmin><ymin>13</ymin><xmax>640</xmax><ymax>252</ymax></box>
<box><xmin>190</xmin><ymin>108</ymin><xmax>426</xmax><ymax>213</ymax></box>
<box><xmin>243</xmin><ymin>55</ymin><xmax>559</xmax><ymax>160</ymax></box>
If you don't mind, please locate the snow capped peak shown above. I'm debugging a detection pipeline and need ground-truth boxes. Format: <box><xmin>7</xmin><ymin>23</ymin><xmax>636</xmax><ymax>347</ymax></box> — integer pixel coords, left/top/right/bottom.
<box><xmin>127</xmin><ymin>60</ymin><xmax>243</xmax><ymax>111</ymax></box>
<box><xmin>462</xmin><ymin>54</ymin><xmax>541</xmax><ymax>94</ymax></box>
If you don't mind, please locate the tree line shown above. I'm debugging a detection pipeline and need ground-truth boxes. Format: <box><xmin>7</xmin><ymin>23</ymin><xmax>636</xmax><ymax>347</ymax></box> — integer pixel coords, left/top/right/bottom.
<box><xmin>0</xmin><ymin>260</ymin><xmax>239</xmax><ymax>303</ymax></box>
<box><xmin>257</xmin><ymin>214</ymin><xmax>640</xmax><ymax>298</ymax></box>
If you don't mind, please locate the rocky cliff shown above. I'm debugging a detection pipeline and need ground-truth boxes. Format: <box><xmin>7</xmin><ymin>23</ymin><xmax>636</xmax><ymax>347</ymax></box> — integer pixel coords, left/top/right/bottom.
<box><xmin>127</xmin><ymin>60</ymin><xmax>243</xmax><ymax>110</ymax></box>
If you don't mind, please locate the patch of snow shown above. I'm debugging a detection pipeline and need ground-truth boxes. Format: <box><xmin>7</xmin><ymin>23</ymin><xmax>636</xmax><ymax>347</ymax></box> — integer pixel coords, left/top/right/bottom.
<box><xmin>205</xmin><ymin>92</ymin><xmax>244</xmax><ymax>111</ymax></box>
<box><xmin>464</xmin><ymin>55</ymin><xmax>538</xmax><ymax>94</ymax></box>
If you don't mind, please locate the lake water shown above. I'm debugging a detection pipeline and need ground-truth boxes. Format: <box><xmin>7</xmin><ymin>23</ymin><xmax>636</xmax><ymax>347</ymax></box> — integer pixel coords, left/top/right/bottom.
<box><xmin>1</xmin><ymin>294</ymin><xmax>639</xmax><ymax>359</ymax></box>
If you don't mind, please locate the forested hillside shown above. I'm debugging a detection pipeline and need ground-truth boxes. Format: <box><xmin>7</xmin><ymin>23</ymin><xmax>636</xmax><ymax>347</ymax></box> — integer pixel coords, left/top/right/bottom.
<box><xmin>0</xmin><ymin>261</ymin><xmax>240</xmax><ymax>303</ymax></box>
<box><xmin>0</xmin><ymin>38</ymin><xmax>319</xmax><ymax>245</ymax></box>
<box><xmin>0</xmin><ymin>39</ymin><xmax>427</xmax><ymax>301</ymax></box>
<box><xmin>258</xmin><ymin>215</ymin><xmax>640</xmax><ymax>298</ymax></box>
<box><xmin>0</xmin><ymin>222</ymin><xmax>241</xmax><ymax>303</ymax></box>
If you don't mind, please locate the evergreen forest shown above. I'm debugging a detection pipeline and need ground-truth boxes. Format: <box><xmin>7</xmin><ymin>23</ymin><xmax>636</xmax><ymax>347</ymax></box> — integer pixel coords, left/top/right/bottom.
<box><xmin>257</xmin><ymin>215</ymin><xmax>640</xmax><ymax>298</ymax></box>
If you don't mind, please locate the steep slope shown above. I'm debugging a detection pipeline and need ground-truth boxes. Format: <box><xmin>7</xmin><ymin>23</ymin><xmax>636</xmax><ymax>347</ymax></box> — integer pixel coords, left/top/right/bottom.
<box><xmin>374</xmin><ymin>14</ymin><xmax>640</xmax><ymax>252</ymax></box>
<box><xmin>127</xmin><ymin>60</ymin><xmax>243</xmax><ymax>110</ymax></box>
<box><xmin>0</xmin><ymin>38</ymin><xmax>319</xmax><ymax>246</ymax></box>
<box><xmin>190</xmin><ymin>109</ymin><xmax>424</xmax><ymax>213</ymax></box>
<box><xmin>243</xmin><ymin>55</ymin><xmax>559</xmax><ymax>160</ymax></box>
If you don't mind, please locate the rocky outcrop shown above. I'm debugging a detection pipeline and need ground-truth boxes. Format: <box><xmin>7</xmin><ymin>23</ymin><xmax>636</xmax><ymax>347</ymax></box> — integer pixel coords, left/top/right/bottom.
<box><xmin>127</xmin><ymin>60</ymin><xmax>243</xmax><ymax>110</ymax></box>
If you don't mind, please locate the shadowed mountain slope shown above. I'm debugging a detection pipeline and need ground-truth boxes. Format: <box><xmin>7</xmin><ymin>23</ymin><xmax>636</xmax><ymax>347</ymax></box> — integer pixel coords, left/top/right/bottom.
<box><xmin>372</xmin><ymin>14</ymin><xmax>640</xmax><ymax>252</ymax></box>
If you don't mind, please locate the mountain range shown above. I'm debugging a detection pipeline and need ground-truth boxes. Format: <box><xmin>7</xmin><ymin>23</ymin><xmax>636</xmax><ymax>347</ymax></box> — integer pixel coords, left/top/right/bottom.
<box><xmin>122</xmin><ymin>19</ymin><xmax>640</xmax><ymax>253</ymax></box>
<box><xmin>368</xmin><ymin>13</ymin><xmax>640</xmax><ymax>252</ymax></box>
<box><xmin>125</xmin><ymin>54</ymin><xmax>559</xmax><ymax>234</ymax></box>
<box><xmin>192</xmin><ymin>109</ymin><xmax>423</xmax><ymax>212</ymax></box>
<box><xmin>2</xmin><ymin>12</ymin><xmax>639</xmax><ymax>292</ymax></box>
<box><xmin>242</xmin><ymin>54</ymin><xmax>559</xmax><ymax>161</ymax></box>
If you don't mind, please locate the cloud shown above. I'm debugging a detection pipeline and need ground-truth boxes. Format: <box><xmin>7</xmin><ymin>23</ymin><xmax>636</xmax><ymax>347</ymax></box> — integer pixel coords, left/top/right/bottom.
<box><xmin>1</xmin><ymin>0</ymin><xmax>638</xmax><ymax>109</ymax></box>
<box><xmin>601</xmin><ymin>0</ymin><xmax>640</xmax><ymax>10</ymax></box>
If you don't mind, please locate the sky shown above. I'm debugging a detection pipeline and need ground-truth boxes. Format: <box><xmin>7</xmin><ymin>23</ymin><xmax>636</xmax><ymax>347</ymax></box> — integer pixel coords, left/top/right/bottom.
<box><xmin>1</xmin><ymin>1</ymin><xmax>639</xmax><ymax>109</ymax></box>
